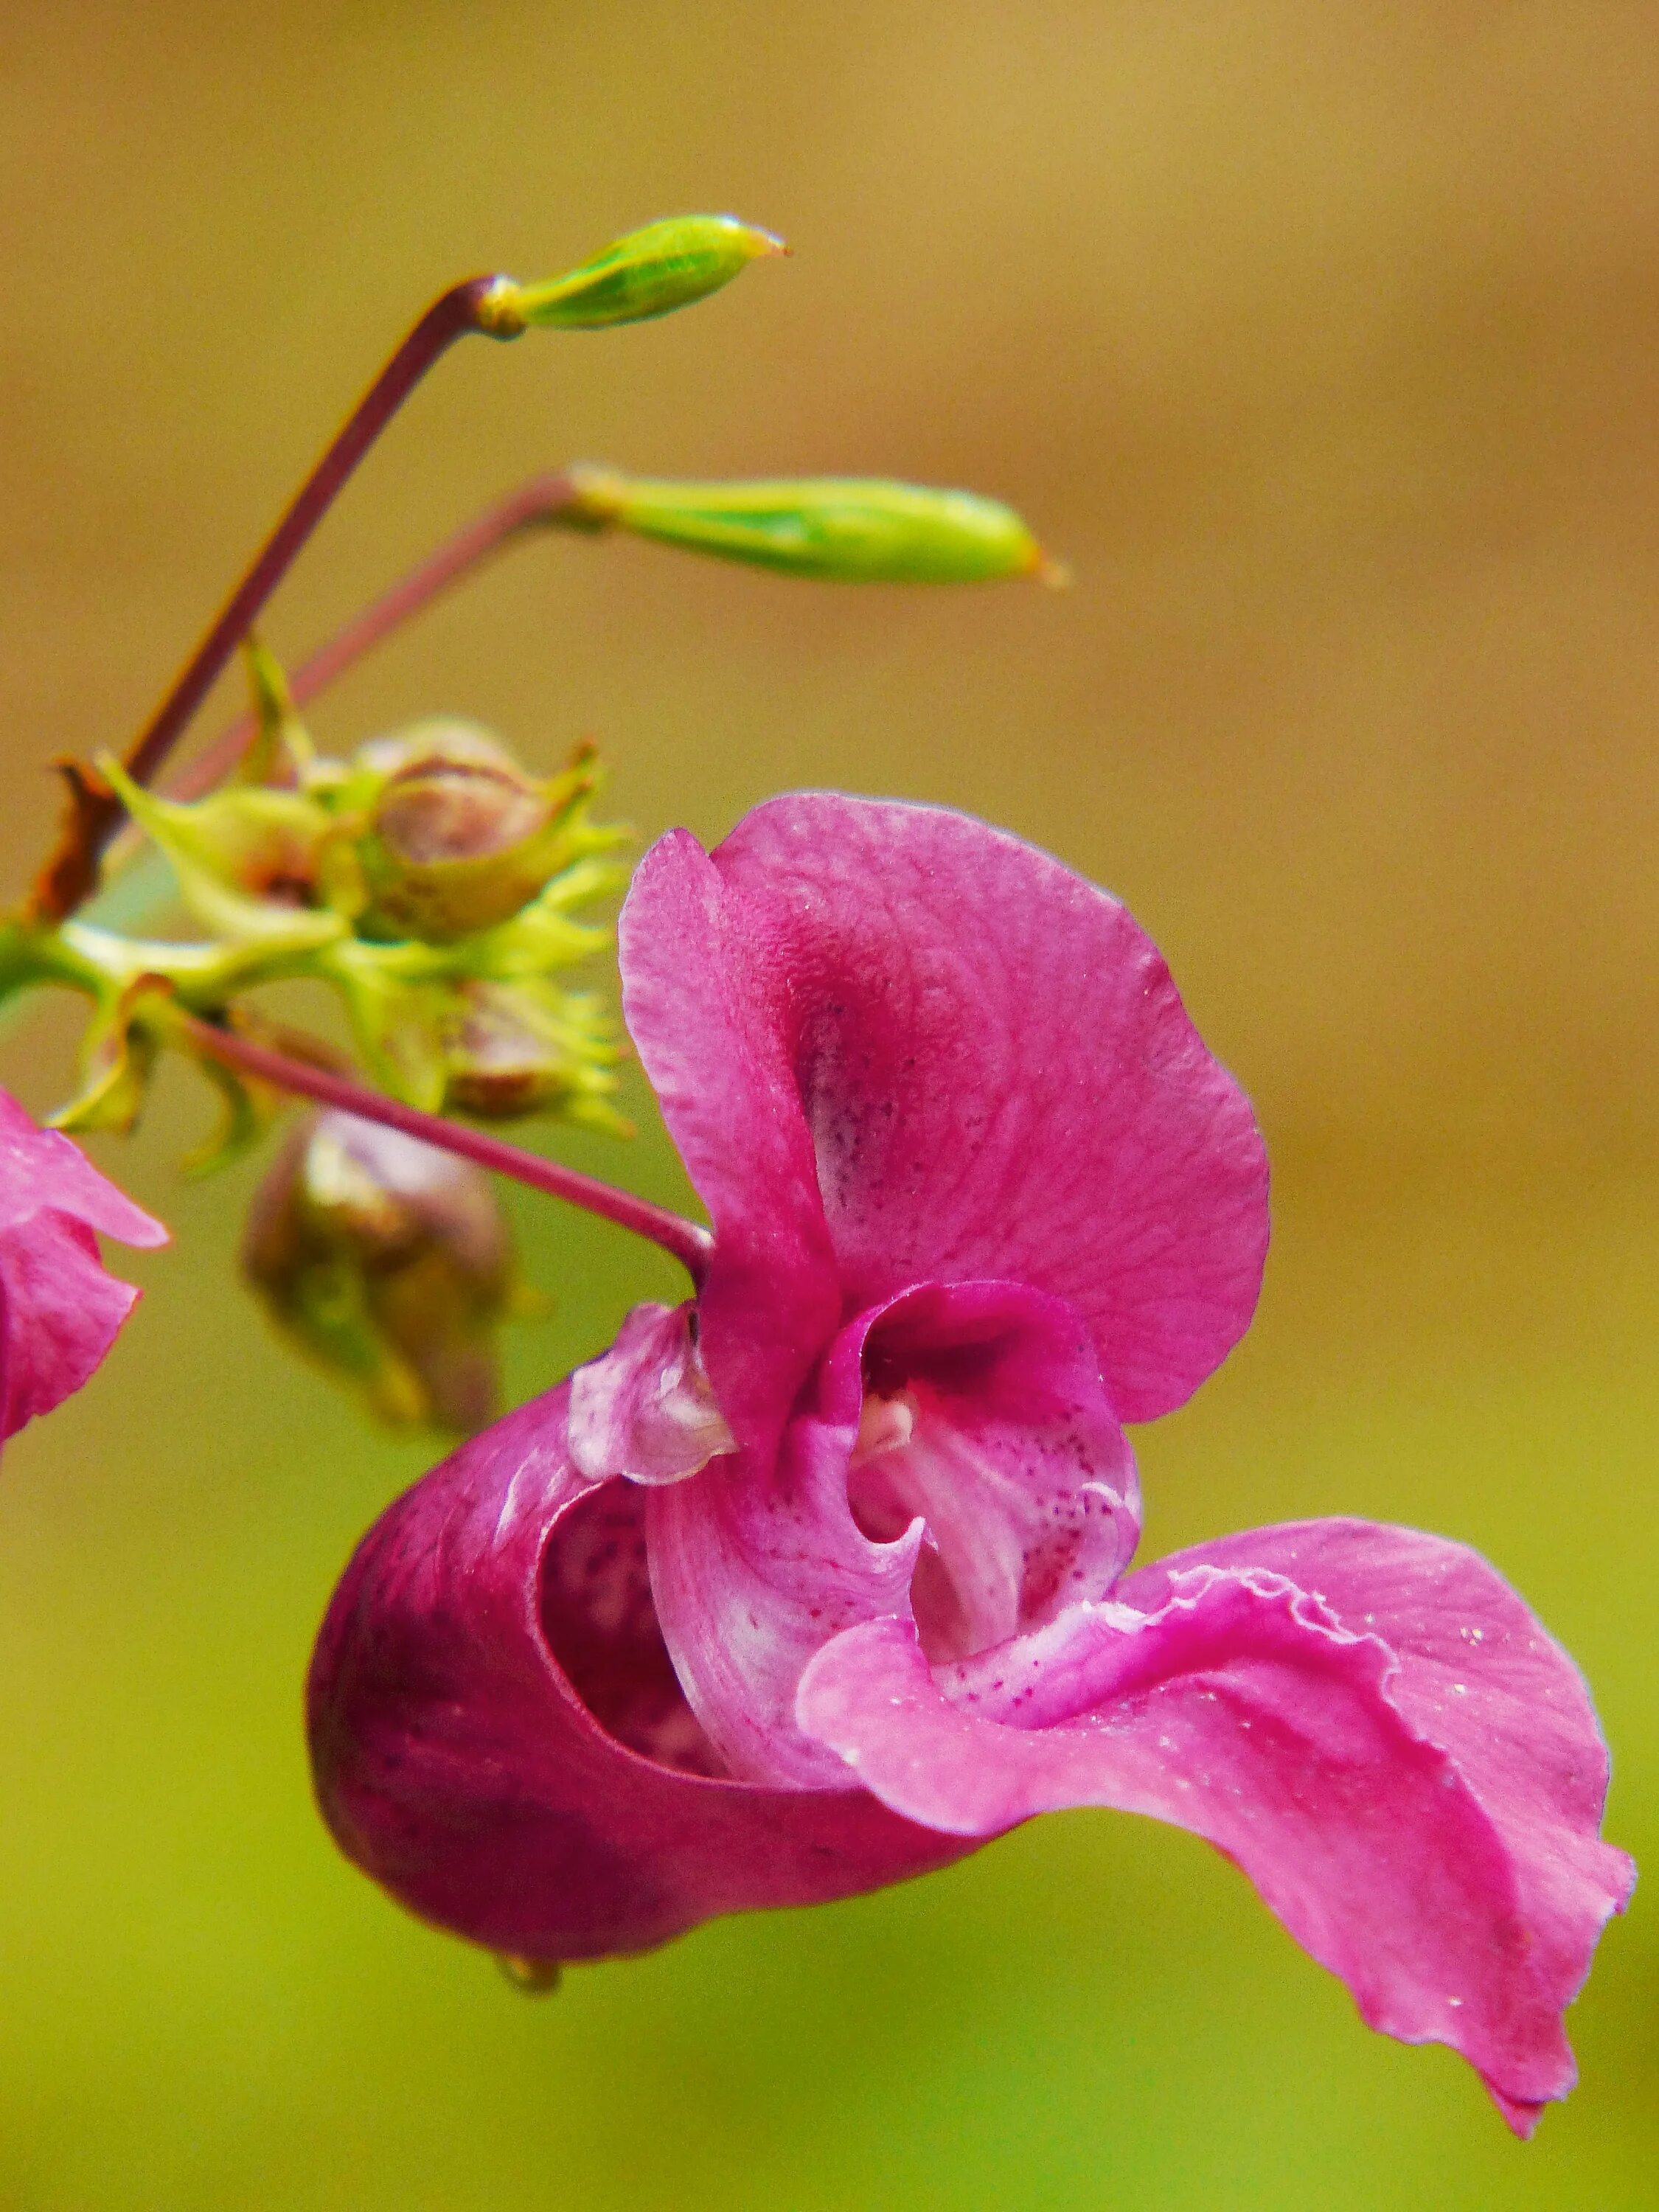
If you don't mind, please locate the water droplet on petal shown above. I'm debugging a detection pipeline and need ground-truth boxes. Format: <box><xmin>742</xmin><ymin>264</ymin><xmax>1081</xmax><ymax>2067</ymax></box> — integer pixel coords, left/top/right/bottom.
<box><xmin>497</xmin><ymin>1954</ymin><xmax>563</xmax><ymax>1995</ymax></box>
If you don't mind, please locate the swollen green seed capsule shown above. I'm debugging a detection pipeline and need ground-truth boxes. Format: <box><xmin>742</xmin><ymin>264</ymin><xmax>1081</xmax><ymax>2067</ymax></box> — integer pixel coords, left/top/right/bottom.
<box><xmin>438</xmin><ymin>978</ymin><xmax>623</xmax><ymax>1128</ymax></box>
<box><xmin>563</xmin><ymin>467</ymin><xmax>1046</xmax><ymax>583</ymax></box>
<box><xmin>504</xmin><ymin>215</ymin><xmax>786</xmax><ymax>332</ymax></box>
<box><xmin>349</xmin><ymin>722</ymin><xmax>600</xmax><ymax>944</ymax></box>
<box><xmin>240</xmin><ymin>1109</ymin><xmax>525</xmax><ymax>1433</ymax></box>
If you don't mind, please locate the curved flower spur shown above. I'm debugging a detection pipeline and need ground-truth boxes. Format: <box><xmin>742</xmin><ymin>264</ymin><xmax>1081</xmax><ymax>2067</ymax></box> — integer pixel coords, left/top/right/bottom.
<box><xmin>309</xmin><ymin>792</ymin><xmax>1633</xmax><ymax>2137</ymax></box>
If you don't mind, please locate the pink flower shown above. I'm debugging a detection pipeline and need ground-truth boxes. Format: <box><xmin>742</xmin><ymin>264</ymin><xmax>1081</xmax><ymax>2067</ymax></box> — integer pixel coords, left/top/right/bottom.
<box><xmin>310</xmin><ymin>795</ymin><xmax>1632</xmax><ymax>2134</ymax></box>
<box><xmin>0</xmin><ymin>1087</ymin><xmax>167</xmax><ymax>1444</ymax></box>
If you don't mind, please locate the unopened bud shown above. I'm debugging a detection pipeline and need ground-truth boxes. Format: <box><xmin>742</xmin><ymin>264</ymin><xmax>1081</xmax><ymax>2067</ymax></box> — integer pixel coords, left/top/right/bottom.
<box><xmin>563</xmin><ymin>467</ymin><xmax>1046</xmax><ymax>584</ymax></box>
<box><xmin>498</xmin><ymin>215</ymin><xmax>786</xmax><ymax>333</ymax></box>
<box><xmin>241</xmin><ymin>1109</ymin><xmax>529</xmax><ymax>1432</ymax></box>
<box><xmin>349</xmin><ymin>721</ymin><xmax>609</xmax><ymax>944</ymax></box>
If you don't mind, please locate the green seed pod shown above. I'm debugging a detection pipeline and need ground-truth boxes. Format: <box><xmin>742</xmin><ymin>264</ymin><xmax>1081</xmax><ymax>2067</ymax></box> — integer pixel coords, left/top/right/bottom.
<box><xmin>240</xmin><ymin>1108</ymin><xmax>531</xmax><ymax>1433</ymax></box>
<box><xmin>503</xmin><ymin>215</ymin><xmax>785</xmax><ymax>333</ymax></box>
<box><xmin>439</xmin><ymin>978</ymin><xmax>626</xmax><ymax>1130</ymax></box>
<box><xmin>349</xmin><ymin>722</ymin><xmax>610</xmax><ymax>945</ymax></box>
<box><xmin>564</xmin><ymin>467</ymin><xmax>1047</xmax><ymax>583</ymax></box>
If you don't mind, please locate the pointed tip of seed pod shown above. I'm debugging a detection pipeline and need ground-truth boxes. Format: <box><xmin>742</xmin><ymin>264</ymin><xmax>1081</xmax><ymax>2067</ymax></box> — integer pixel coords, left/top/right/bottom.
<box><xmin>1034</xmin><ymin>548</ymin><xmax>1074</xmax><ymax>591</ymax></box>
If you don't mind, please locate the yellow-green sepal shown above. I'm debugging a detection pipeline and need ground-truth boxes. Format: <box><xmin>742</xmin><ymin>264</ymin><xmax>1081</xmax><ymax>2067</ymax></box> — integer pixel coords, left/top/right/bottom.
<box><xmin>445</xmin><ymin>862</ymin><xmax>626</xmax><ymax>982</ymax></box>
<box><xmin>238</xmin><ymin>637</ymin><xmax>317</xmax><ymax>787</ymax></box>
<box><xmin>325</xmin><ymin>948</ymin><xmax>452</xmax><ymax>1113</ymax></box>
<box><xmin>49</xmin><ymin>973</ymin><xmax>171</xmax><ymax>1137</ymax></box>
<box><xmin>179</xmin><ymin>1040</ymin><xmax>289</xmax><ymax>1180</ymax></box>
<box><xmin>97</xmin><ymin>753</ymin><xmax>347</xmax><ymax>950</ymax></box>
<box><xmin>331</xmin><ymin>724</ymin><xmax>627</xmax><ymax>946</ymax></box>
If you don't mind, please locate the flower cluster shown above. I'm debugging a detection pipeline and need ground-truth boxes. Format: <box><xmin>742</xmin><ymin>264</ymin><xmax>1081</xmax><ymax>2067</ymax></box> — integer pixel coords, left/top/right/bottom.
<box><xmin>309</xmin><ymin>793</ymin><xmax>1633</xmax><ymax>2137</ymax></box>
<box><xmin>80</xmin><ymin>709</ymin><xmax>628</xmax><ymax>1140</ymax></box>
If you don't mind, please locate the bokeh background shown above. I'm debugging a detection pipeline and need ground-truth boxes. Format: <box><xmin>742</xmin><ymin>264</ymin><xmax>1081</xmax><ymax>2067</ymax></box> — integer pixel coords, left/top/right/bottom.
<box><xmin>1</xmin><ymin>4</ymin><xmax>1655</xmax><ymax>2205</ymax></box>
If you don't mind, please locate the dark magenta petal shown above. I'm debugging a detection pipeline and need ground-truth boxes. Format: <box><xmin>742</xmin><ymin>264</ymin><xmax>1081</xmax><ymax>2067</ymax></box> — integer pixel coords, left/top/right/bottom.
<box><xmin>619</xmin><ymin>796</ymin><xmax>1269</xmax><ymax>1425</ymax></box>
<box><xmin>648</xmin><ymin>1280</ymin><xmax>1139</xmax><ymax>1784</ymax></box>
<box><xmin>307</xmin><ymin>1382</ymin><xmax>970</xmax><ymax>1964</ymax></box>
<box><xmin>0</xmin><ymin>1088</ymin><xmax>168</xmax><ymax>1441</ymax></box>
<box><xmin>797</xmin><ymin>1528</ymin><xmax>1633</xmax><ymax>2132</ymax></box>
<box><xmin>568</xmin><ymin>1301</ymin><xmax>735</xmax><ymax>1485</ymax></box>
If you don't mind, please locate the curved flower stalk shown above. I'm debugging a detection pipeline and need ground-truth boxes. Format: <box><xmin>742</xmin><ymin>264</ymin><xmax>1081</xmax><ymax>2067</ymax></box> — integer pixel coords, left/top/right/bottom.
<box><xmin>0</xmin><ymin>1088</ymin><xmax>167</xmax><ymax>1444</ymax></box>
<box><xmin>309</xmin><ymin>793</ymin><xmax>1633</xmax><ymax>2137</ymax></box>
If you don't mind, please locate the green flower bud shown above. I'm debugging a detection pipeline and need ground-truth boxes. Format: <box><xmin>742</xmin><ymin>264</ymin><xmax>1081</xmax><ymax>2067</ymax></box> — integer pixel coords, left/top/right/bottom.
<box><xmin>439</xmin><ymin>978</ymin><xmax>626</xmax><ymax>1129</ymax></box>
<box><xmin>348</xmin><ymin>722</ymin><xmax>617</xmax><ymax>945</ymax></box>
<box><xmin>498</xmin><ymin>215</ymin><xmax>786</xmax><ymax>332</ymax></box>
<box><xmin>563</xmin><ymin>467</ymin><xmax>1047</xmax><ymax>583</ymax></box>
<box><xmin>241</xmin><ymin>1108</ymin><xmax>532</xmax><ymax>1433</ymax></box>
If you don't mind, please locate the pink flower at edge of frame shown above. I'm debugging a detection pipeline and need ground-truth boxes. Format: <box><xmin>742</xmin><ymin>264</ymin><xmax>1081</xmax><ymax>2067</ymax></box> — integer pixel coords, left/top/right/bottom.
<box><xmin>0</xmin><ymin>1087</ymin><xmax>168</xmax><ymax>1443</ymax></box>
<box><xmin>307</xmin><ymin>792</ymin><xmax>1632</xmax><ymax>2136</ymax></box>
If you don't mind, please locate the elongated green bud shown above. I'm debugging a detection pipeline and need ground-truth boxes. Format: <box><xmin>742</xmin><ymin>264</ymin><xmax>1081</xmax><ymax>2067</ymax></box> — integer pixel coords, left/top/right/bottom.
<box><xmin>491</xmin><ymin>216</ymin><xmax>786</xmax><ymax>334</ymax></box>
<box><xmin>563</xmin><ymin>467</ymin><xmax>1047</xmax><ymax>583</ymax></box>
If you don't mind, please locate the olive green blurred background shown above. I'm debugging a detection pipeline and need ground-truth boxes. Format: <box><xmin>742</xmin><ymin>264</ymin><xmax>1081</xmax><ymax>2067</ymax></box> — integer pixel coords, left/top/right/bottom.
<box><xmin>1</xmin><ymin>4</ymin><xmax>1655</xmax><ymax>2206</ymax></box>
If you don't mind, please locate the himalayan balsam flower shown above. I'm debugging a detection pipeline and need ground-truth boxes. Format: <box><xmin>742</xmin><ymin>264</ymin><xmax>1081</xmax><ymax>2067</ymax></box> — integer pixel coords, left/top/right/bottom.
<box><xmin>0</xmin><ymin>1088</ymin><xmax>167</xmax><ymax>1441</ymax></box>
<box><xmin>309</xmin><ymin>794</ymin><xmax>1633</xmax><ymax>2134</ymax></box>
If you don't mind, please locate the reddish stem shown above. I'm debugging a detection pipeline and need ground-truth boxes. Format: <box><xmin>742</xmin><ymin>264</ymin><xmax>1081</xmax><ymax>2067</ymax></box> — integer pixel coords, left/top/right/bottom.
<box><xmin>166</xmin><ymin>471</ymin><xmax>588</xmax><ymax>805</ymax></box>
<box><xmin>128</xmin><ymin>277</ymin><xmax>515</xmax><ymax>792</ymax></box>
<box><xmin>32</xmin><ymin>275</ymin><xmax>520</xmax><ymax>920</ymax></box>
<box><xmin>181</xmin><ymin>1014</ymin><xmax>712</xmax><ymax>1288</ymax></box>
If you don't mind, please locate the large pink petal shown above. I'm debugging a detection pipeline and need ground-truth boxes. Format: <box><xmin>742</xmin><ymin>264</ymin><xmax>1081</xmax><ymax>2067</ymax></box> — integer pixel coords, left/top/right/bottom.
<box><xmin>798</xmin><ymin>1539</ymin><xmax>1632</xmax><ymax>2131</ymax></box>
<box><xmin>648</xmin><ymin>1280</ymin><xmax>1139</xmax><ymax>1786</ymax></box>
<box><xmin>618</xmin><ymin>830</ymin><xmax>840</xmax><ymax>1458</ymax></box>
<box><xmin>307</xmin><ymin>1380</ymin><xmax>970</xmax><ymax>1964</ymax></box>
<box><xmin>622</xmin><ymin>796</ymin><xmax>1269</xmax><ymax>1424</ymax></box>
<box><xmin>1121</xmin><ymin>1518</ymin><xmax>1637</xmax><ymax>2131</ymax></box>
<box><xmin>0</xmin><ymin>1091</ymin><xmax>168</xmax><ymax>1441</ymax></box>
